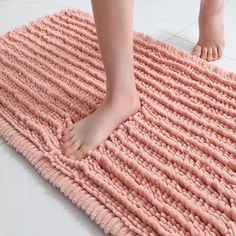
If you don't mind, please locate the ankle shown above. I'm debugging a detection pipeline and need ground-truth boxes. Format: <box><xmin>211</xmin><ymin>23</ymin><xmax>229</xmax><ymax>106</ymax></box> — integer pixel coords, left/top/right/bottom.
<box><xmin>106</xmin><ymin>87</ymin><xmax>139</xmax><ymax>103</ymax></box>
<box><xmin>106</xmin><ymin>76</ymin><xmax>139</xmax><ymax>100</ymax></box>
<box><xmin>105</xmin><ymin>84</ymin><xmax>140</xmax><ymax>109</ymax></box>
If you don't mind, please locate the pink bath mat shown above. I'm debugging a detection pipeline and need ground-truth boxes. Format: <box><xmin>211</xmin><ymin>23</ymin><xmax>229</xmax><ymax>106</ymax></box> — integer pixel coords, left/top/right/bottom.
<box><xmin>0</xmin><ymin>8</ymin><xmax>236</xmax><ymax>236</ymax></box>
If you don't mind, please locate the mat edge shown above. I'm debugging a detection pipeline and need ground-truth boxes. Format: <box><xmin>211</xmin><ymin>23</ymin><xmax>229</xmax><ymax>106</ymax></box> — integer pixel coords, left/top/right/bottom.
<box><xmin>0</xmin><ymin>117</ymin><xmax>131</xmax><ymax>236</ymax></box>
<box><xmin>1</xmin><ymin>7</ymin><xmax>236</xmax><ymax>83</ymax></box>
<box><xmin>1</xmin><ymin>6</ymin><xmax>236</xmax><ymax>236</ymax></box>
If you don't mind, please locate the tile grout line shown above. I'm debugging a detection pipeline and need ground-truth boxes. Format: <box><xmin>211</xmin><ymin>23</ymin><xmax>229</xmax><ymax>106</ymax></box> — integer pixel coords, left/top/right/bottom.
<box><xmin>167</xmin><ymin>34</ymin><xmax>195</xmax><ymax>44</ymax></box>
<box><xmin>167</xmin><ymin>0</ymin><xmax>235</xmax><ymax>60</ymax></box>
<box><xmin>171</xmin><ymin>20</ymin><xmax>198</xmax><ymax>38</ymax></box>
<box><xmin>151</xmin><ymin>20</ymin><xmax>198</xmax><ymax>43</ymax></box>
<box><xmin>1</xmin><ymin>2</ymin><xmax>235</xmax><ymax>59</ymax></box>
<box><xmin>147</xmin><ymin>26</ymin><xmax>176</xmax><ymax>38</ymax></box>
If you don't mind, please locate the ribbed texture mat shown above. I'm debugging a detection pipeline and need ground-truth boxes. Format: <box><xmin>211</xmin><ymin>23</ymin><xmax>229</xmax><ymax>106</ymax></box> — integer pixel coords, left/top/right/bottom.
<box><xmin>1</xmin><ymin>8</ymin><xmax>236</xmax><ymax>236</ymax></box>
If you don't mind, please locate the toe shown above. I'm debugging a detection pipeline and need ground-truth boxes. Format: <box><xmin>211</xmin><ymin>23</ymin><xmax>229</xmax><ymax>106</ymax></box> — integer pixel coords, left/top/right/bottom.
<box><xmin>201</xmin><ymin>47</ymin><xmax>208</xmax><ymax>60</ymax></box>
<box><xmin>217</xmin><ymin>46</ymin><xmax>223</xmax><ymax>59</ymax></box>
<box><xmin>62</xmin><ymin>137</ymin><xmax>76</xmax><ymax>155</ymax></box>
<box><xmin>71</xmin><ymin>145</ymin><xmax>90</xmax><ymax>161</ymax></box>
<box><xmin>61</xmin><ymin>131</ymin><xmax>74</xmax><ymax>143</ymax></box>
<box><xmin>207</xmin><ymin>48</ymin><xmax>213</xmax><ymax>61</ymax></box>
<box><xmin>62</xmin><ymin>124</ymin><xmax>74</xmax><ymax>136</ymax></box>
<box><xmin>212</xmin><ymin>47</ymin><xmax>218</xmax><ymax>60</ymax></box>
<box><xmin>66</xmin><ymin>140</ymin><xmax>82</xmax><ymax>156</ymax></box>
<box><xmin>192</xmin><ymin>44</ymin><xmax>202</xmax><ymax>57</ymax></box>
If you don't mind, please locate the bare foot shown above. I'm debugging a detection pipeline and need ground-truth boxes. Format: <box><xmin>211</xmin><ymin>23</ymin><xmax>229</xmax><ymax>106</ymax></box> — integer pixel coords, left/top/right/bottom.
<box><xmin>192</xmin><ymin>0</ymin><xmax>225</xmax><ymax>61</ymax></box>
<box><xmin>61</xmin><ymin>89</ymin><xmax>140</xmax><ymax>160</ymax></box>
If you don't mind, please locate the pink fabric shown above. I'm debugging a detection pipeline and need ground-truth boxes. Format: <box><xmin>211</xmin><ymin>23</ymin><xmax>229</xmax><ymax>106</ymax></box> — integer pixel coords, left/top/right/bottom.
<box><xmin>0</xmin><ymin>8</ymin><xmax>236</xmax><ymax>236</ymax></box>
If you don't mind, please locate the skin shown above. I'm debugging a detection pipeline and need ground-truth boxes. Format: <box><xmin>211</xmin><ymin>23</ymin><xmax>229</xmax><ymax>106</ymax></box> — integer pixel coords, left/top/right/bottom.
<box><xmin>61</xmin><ymin>0</ymin><xmax>225</xmax><ymax>160</ymax></box>
<box><xmin>192</xmin><ymin>0</ymin><xmax>225</xmax><ymax>61</ymax></box>
<box><xmin>61</xmin><ymin>0</ymin><xmax>140</xmax><ymax>160</ymax></box>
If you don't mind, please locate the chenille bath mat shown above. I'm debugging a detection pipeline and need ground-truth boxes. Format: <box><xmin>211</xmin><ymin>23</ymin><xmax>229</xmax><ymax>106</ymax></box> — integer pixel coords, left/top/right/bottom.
<box><xmin>0</xmin><ymin>8</ymin><xmax>236</xmax><ymax>236</ymax></box>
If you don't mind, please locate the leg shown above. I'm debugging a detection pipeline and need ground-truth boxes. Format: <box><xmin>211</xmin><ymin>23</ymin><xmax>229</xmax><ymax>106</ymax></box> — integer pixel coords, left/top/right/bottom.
<box><xmin>192</xmin><ymin>0</ymin><xmax>225</xmax><ymax>61</ymax></box>
<box><xmin>61</xmin><ymin>0</ymin><xmax>140</xmax><ymax>160</ymax></box>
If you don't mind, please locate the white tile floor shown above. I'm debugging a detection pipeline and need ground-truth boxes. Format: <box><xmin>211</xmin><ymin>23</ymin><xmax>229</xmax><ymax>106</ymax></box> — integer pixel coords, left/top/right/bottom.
<box><xmin>0</xmin><ymin>1</ymin><xmax>236</xmax><ymax>235</ymax></box>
